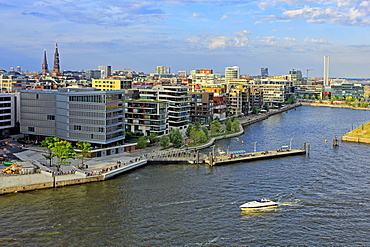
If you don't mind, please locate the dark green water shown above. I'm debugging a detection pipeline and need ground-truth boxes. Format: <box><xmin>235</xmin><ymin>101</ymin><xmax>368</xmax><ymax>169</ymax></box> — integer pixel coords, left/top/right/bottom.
<box><xmin>1</xmin><ymin>106</ymin><xmax>369</xmax><ymax>246</ymax></box>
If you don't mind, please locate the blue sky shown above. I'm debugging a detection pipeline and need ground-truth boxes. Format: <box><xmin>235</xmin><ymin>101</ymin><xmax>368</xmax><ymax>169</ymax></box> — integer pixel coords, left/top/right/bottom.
<box><xmin>1</xmin><ymin>0</ymin><xmax>370</xmax><ymax>78</ymax></box>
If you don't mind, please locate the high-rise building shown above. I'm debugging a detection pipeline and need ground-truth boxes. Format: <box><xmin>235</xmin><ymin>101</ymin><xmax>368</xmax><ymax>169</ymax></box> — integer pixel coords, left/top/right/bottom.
<box><xmin>98</xmin><ymin>65</ymin><xmax>112</xmax><ymax>79</ymax></box>
<box><xmin>289</xmin><ymin>69</ymin><xmax>303</xmax><ymax>86</ymax></box>
<box><xmin>85</xmin><ymin>70</ymin><xmax>102</xmax><ymax>79</ymax></box>
<box><xmin>225</xmin><ymin>66</ymin><xmax>240</xmax><ymax>81</ymax></box>
<box><xmin>156</xmin><ymin>66</ymin><xmax>170</xmax><ymax>74</ymax></box>
<box><xmin>324</xmin><ymin>55</ymin><xmax>329</xmax><ymax>87</ymax></box>
<box><xmin>261</xmin><ymin>68</ymin><xmax>268</xmax><ymax>78</ymax></box>
<box><xmin>52</xmin><ymin>41</ymin><xmax>61</xmax><ymax>76</ymax></box>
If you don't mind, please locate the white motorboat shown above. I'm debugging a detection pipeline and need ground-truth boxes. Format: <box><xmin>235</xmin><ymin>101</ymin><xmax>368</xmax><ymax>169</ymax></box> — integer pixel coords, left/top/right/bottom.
<box><xmin>239</xmin><ymin>198</ymin><xmax>278</xmax><ymax>210</ymax></box>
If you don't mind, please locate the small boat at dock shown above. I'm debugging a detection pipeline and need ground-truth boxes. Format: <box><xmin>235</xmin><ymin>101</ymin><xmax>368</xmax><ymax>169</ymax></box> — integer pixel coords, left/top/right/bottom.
<box><xmin>239</xmin><ymin>198</ymin><xmax>278</xmax><ymax>210</ymax></box>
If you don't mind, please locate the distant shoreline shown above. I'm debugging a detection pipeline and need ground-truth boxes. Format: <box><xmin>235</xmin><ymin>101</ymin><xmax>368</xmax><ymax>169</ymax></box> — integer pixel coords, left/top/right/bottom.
<box><xmin>300</xmin><ymin>101</ymin><xmax>370</xmax><ymax>111</ymax></box>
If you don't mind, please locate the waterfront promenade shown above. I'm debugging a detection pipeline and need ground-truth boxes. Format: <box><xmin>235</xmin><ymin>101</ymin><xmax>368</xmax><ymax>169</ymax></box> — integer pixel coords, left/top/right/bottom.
<box><xmin>1</xmin><ymin>103</ymin><xmax>302</xmax><ymax>194</ymax></box>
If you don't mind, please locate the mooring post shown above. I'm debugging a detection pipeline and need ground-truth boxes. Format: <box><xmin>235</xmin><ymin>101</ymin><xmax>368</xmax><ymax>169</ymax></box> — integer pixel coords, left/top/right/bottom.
<box><xmin>333</xmin><ymin>135</ymin><xmax>339</xmax><ymax>147</ymax></box>
<box><xmin>307</xmin><ymin>144</ymin><xmax>310</xmax><ymax>156</ymax></box>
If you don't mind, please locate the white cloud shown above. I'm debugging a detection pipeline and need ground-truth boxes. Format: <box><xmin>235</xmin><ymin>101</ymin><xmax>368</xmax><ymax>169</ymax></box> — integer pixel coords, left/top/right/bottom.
<box><xmin>304</xmin><ymin>37</ymin><xmax>328</xmax><ymax>44</ymax></box>
<box><xmin>192</xmin><ymin>12</ymin><xmax>204</xmax><ymax>18</ymax></box>
<box><xmin>208</xmin><ymin>36</ymin><xmax>230</xmax><ymax>49</ymax></box>
<box><xmin>284</xmin><ymin>37</ymin><xmax>296</xmax><ymax>42</ymax></box>
<box><xmin>221</xmin><ymin>15</ymin><xmax>229</xmax><ymax>21</ymax></box>
<box><xmin>259</xmin><ymin>1</ymin><xmax>370</xmax><ymax>26</ymax></box>
<box><xmin>187</xmin><ymin>30</ymin><xmax>251</xmax><ymax>50</ymax></box>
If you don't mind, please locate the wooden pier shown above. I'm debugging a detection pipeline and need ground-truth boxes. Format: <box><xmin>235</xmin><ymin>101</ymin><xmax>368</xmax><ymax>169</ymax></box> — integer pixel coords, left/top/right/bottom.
<box><xmin>205</xmin><ymin>148</ymin><xmax>307</xmax><ymax>166</ymax></box>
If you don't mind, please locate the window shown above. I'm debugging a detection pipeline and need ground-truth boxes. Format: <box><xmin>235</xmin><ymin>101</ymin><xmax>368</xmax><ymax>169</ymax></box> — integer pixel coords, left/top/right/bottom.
<box><xmin>74</xmin><ymin>125</ymin><xmax>82</xmax><ymax>131</ymax></box>
<box><xmin>47</xmin><ymin>115</ymin><xmax>55</xmax><ymax>121</ymax></box>
<box><xmin>28</xmin><ymin>127</ymin><xmax>35</xmax><ymax>132</ymax></box>
<box><xmin>98</xmin><ymin>127</ymin><xmax>104</xmax><ymax>132</ymax></box>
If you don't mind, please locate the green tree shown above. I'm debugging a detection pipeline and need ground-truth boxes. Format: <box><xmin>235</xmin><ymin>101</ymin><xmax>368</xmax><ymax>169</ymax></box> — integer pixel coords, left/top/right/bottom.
<box><xmin>263</xmin><ymin>103</ymin><xmax>270</xmax><ymax>112</ymax></box>
<box><xmin>137</xmin><ymin>136</ymin><xmax>148</xmax><ymax>149</ymax></box>
<box><xmin>198</xmin><ymin>131</ymin><xmax>207</xmax><ymax>143</ymax></box>
<box><xmin>324</xmin><ymin>95</ymin><xmax>329</xmax><ymax>100</ymax></box>
<box><xmin>231</xmin><ymin>119</ymin><xmax>240</xmax><ymax>132</ymax></box>
<box><xmin>169</xmin><ymin>128</ymin><xmax>184</xmax><ymax>148</ymax></box>
<box><xmin>251</xmin><ymin>106</ymin><xmax>259</xmax><ymax>114</ymax></box>
<box><xmin>331</xmin><ymin>96</ymin><xmax>337</xmax><ymax>104</ymax></box>
<box><xmin>202</xmin><ymin>126</ymin><xmax>209</xmax><ymax>139</ymax></box>
<box><xmin>225</xmin><ymin>118</ymin><xmax>232</xmax><ymax>132</ymax></box>
<box><xmin>160</xmin><ymin>135</ymin><xmax>170</xmax><ymax>149</ymax></box>
<box><xmin>40</xmin><ymin>137</ymin><xmax>60</xmax><ymax>167</ymax></box>
<box><xmin>338</xmin><ymin>96</ymin><xmax>344</xmax><ymax>101</ymax></box>
<box><xmin>51</xmin><ymin>141</ymin><xmax>76</xmax><ymax>171</ymax></box>
<box><xmin>194</xmin><ymin>122</ymin><xmax>201</xmax><ymax>130</ymax></box>
<box><xmin>311</xmin><ymin>95</ymin><xmax>316</xmax><ymax>100</ymax></box>
<box><xmin>76</xmin><ymin>140</ymin><xmax>92</xmax><ymax>169</ymax></box>
<box><xmin>286</xmin><ymin>95</ymin><xmax>296</xmax><ymax>104</ymax></box>
<box><xmin>186</xmin><ymin>123</ymin><xmax>193</xmax><ymax>137</ymax></box>
<box><xmin>190</xmin><ymin>128</ymin><xmax>202</xmax><ymax>143</ymax></box>
<box><xmin>148</xmin><ymin>133</ymin><xmax>158</xmax><ymax>144</ymax></box>
<box><xmin>210</xmin><ymin>120</ymin><xmax>221</xmax><ymax>136</ymax></box>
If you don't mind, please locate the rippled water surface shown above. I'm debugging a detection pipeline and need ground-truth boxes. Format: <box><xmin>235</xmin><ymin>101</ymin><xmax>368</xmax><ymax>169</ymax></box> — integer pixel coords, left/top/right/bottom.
<box><xmin>1</xmin><ymin>106</ymin><xmax>369</xmax><ymax>246</ymax></box>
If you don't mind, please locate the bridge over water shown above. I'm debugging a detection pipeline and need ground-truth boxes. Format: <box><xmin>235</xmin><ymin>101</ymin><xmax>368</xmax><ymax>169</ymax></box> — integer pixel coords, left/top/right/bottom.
<box><xmin>145</xmin><ymin>148</ymin><xmax>207</xmax><ymax>164</ymax></box>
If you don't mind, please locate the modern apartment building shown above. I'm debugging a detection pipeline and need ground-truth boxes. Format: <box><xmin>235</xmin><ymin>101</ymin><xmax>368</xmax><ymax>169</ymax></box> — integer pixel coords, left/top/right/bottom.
<box><xmin>92</xmin><ymin>78</ymin><xmax>132</xmax><ymax>91</ymax></box>
<box><xmin>289</xmin><ymin>69</ymin><xmax>303</xmax><ymax>86</ymax></box>
<box><xmin>227</xmin><ymin>85</ymin><xmax>249</xmax><ymax>116</ymax></box>
<box><xmin>261</xmin><ymin>68</ymin><xmax>268</xmax><ymax>78</ymax></box>
<box><xmin>20</xmin><ymin>88</ymin><xmax>125</xmax><ymax>147</ymax></box>
<box><xmin>294</xmin><ymin>85</ymin><xmax>324</xmax><ymax>99</ymax></box>
<box><xmin>331</xmin><ymin>83</ymin><xmax>364</xmax><ymax>99</ymax></box>
<box><xmin>98</xmin><ymin>65</ymin><xmax>112</xmax><ymax>79</ymax></box>
<box><xmin>197</xmin><ymin>83</ymin><xmax>227</xmax><ymax>121</ymax></box>
<box><xmin>0</xmin><ymin>75</ymin><xmax>37</xmax><ymax>93</ymax></box>
<box><xmin>85</xmin><ymin>70</ymin><xmax>102</xmax><ymax>79</ymax></box>
<box><xmin>125</xmin><ymin>99</ymin><xmax>169</xmax><ymax>136</ymax></box>
<box><xmin>249</xmin><ymin>88</ymin><xmax>263</xmax><ymax>110</ymax></box>
<box><xmin>189</xmin><ymin>91</ymin><xmax>214</xmax><ymax>124</ymax></box>
<box><xmin>251</xmin><ymin>84</ymin><xmax>285</xmax><ymax>106</ymax></box>
<box><xmin>139</xmin><ymin>85</ymin><xmax>190</xmax><ymax>131</ymax></box>
<box><xmin>155</xmin><ymin>66</ymin><xmax>170</xmax><ymax>74</ymax></box>
<box><xmin>225</xmin><ymin>66</ymin><xmax>240</xmax><ymax>81</ymax></box>
<box><xmin>0</xmin><ymin>93</ymin><xmax>16</xmax><ymax>138</ymax></box>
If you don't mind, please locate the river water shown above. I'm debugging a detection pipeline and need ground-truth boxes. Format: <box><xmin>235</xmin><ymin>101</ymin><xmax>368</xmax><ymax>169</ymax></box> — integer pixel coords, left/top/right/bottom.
<box><xmin>1</xmin><ymin>106</ymin><xmax>369</xmax><ymax>246</ymax></box>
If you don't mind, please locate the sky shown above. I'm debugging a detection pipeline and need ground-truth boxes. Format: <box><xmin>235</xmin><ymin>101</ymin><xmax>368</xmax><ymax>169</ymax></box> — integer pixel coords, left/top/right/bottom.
<box><xmin>1</xmin><ymin>0</ymin><xmax>370</xmax><ymax>78</ymax></box>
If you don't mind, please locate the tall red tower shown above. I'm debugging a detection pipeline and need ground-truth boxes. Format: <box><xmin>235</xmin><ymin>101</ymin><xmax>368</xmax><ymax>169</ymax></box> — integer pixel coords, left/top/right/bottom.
<box><xmin>42</xmin><ymin>49</ymin><xmax>49</xmax><ymax>75</ymax></box>
<box><xmin>53</xmin><ymin>41</ymin><xmax>60</xmax><ymax>76</ymax></box>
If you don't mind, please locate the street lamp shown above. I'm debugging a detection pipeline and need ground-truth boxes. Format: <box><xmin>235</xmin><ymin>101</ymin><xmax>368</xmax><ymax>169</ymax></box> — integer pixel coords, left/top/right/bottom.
<box><xmin>253</xmin><ymin>141</ymin><xmax>257</xmax><ymax>152</ymax></box>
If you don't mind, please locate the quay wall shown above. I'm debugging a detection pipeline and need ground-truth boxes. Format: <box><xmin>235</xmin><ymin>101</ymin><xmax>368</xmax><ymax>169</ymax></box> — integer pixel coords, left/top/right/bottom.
<box><xmin>1</xmin><ymin>173</ymin><xmax>54</xmax><ymax>194</ymax></box>
<box><xmin>55</xmin><ymin>175</ymin><xmax>104</xmax><ymax>188</ymax></box>
<box><xmin>342</xmin><ymin>136</ymin><xmax>370</xmax><ymax>144</ymax></box>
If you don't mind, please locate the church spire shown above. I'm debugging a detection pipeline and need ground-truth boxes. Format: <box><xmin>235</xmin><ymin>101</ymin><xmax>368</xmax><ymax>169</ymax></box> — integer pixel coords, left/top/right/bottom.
<box><xmin>42</xmin><ymin>49</ymin><xmax>49</xmax><ymax>75</ymax></box>
<box><xmin>53</xmin><ymin>41</ymin><xmax>60</xmax><ymax>76</ymax></box>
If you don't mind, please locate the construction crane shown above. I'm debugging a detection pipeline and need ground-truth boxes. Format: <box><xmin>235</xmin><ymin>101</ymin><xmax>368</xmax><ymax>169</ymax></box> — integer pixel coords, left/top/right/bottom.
<box><xmin>306</xmin><ymin>69</ymin><xmax>313</xmax><ymax>78</ymax></box>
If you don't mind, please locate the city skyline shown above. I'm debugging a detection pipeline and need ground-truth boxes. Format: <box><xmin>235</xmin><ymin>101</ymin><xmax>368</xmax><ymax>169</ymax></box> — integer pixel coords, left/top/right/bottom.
<box><xmin>1</xmin><ymin>1</ymin><xmax>370</xmax><ymax>78</ymax></box>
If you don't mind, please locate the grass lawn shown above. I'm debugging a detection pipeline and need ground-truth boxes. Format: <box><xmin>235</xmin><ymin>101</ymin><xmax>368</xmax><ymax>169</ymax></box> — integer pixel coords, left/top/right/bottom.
<box><xmin>345</xmin><ymin>122</ymin><xmax>370</xmax><ymax>138</ymax></box>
